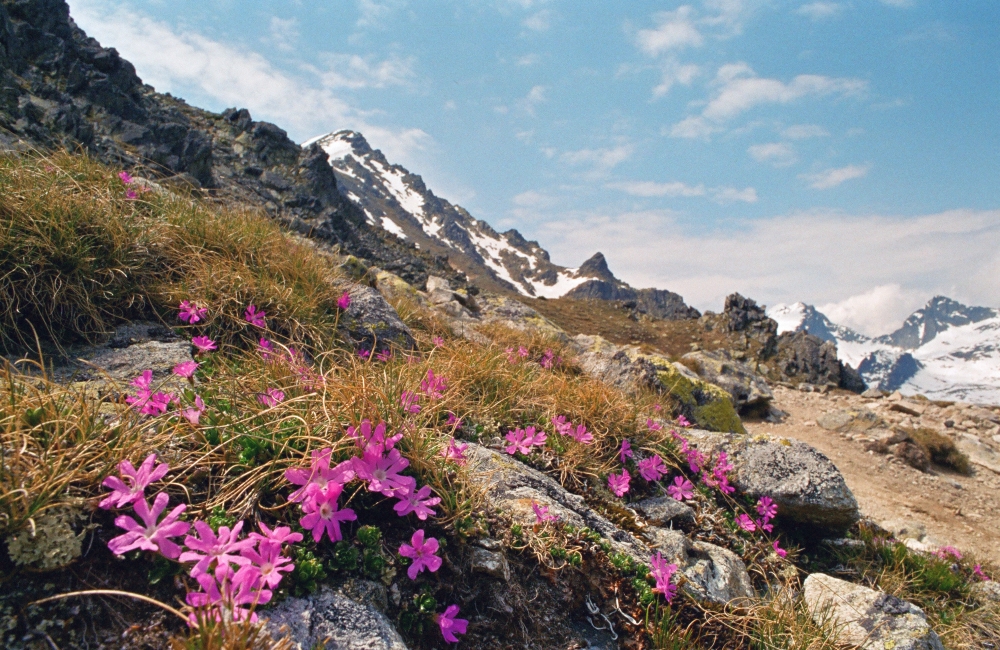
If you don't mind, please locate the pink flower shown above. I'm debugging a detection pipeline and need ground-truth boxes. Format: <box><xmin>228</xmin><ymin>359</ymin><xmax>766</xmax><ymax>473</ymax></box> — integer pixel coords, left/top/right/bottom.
<box><xmin>300</xmin><ymin>485</ymin><xmax>356</xmax><ymax>543</ymax></box>
<box><xmin>100</xmin><ymin>453</ymin><xmax>170</xmax><ymax>509</ymax></box>
<box><xmin>649</xmin><ymin>552</ymin><xmax>678</xmax><ymax>603</ymax></box>
<box><xmin>505</xmin><ymin>427</ymin><xmax>546</xmax><ymax>455</ymax></box>
<box><xmin>619</xmin><ymin>439</ymin><xmax>633</xmax><ymax>463</ymax></box>
<box><xmin>532</xmin><ymin>501</ymin><xmax>559</xmax><ymax>523</ymax></box>
<box><xmin>936</xmin><ymin>546</ymin><xmax>962</xmax><ymax>561</ymax></box>
<box><xmin>258</xmin><ymin>338</ymin><xmax>275</xmax><ymax>359</ymax></box>
<box><xmin>653</xmin><ymin>403</ymin><xmax>662</xmax><ymax>412</ymax></box>
<box><xmin>257</xmin><ymin>388</ymin><xmax>285</xmax><ymax>407</ymax></box>
<box><xmin>637</xmin><ymin>455</ymin><xmax>667</xmax><ymax>482</ymax></box>
<box><xmin>240</xmin><ymin>540</ymin><xmax>294</xmax><ymax>589</ymax></box>
<box><xmin>437</xmin><ymin>604</ymin><xmax>468</xmax><ymax>643</ymax></box>
<box><xmin>358</xmin><ymin>349</ymin><xmax>371</xmax><ymax>360</ymax></box>
<box><xmin>173</xmin><ymin>360</ymin><xmax>199</xmax><ymax>378</ymax></box>
<box><xmin>394</xmin><ymin>484</ymin><xmax>441</xmax><ymax>520</ymax></box>
<box><xmin>107</xmin><ymin>492</ymin><xmax>189</xmax><ymax>559</ymax></box>
<box><xmin>676</xmin><ymin>415</ymin><xmax>692</xmax><ymax>427</ymax></box>
<box><xmin>191</xmin><ymin>336</ymin><xmax>217</xmax><ymax>353</ymax></box>
<box><xmin>518</xmin><ymin>346</ymin><xmax>529</xmax><ymax>358</ymax></box>
<box><xmin>735</xmin><ymin>513</ymin><xmax>757</xmax><ymax>532</ymax></box>
<box><xmin>419</xmin><ymin>369</ymin><xmax>448</xmax><ymax>400</ymax></box>
<box><xmin>441</xmin><ymin>437</ymin><xmax>468</xmax><ymax>465</ymax></box>
<box><xmin>285</xmin><ymin>448</ymin><xmax>356</xmax><ymax>503</ymax></box>
<box><xmin>178</xmin><ymin>300</ymin><xmax>207</xmax><ymax>324</ymax></box>
<box><xmin>551</xmin><ymin>415</ymin><xmax>572</xmax><ymax>436</ymax></box>
<box><xmin>772</xmin><ymin>540</ymin><xmax>787</xmax><ymax>558</ymax></box>
<box><xmin>375</xmin><ymin>349</ymin><xmax>393</xmax><ymax>362</ymax></box>
<box><xmin>608</xmin><ymin>469</ymin><xmax>630</xmax><ymax>497</ymax></box>
<box><xmin>432</xmin><ymin>336</ymin><xmax>444</xmax><ymax>347</ymax></box>
<box><xmin>667</xmin><ymin>476</ymin><xmax>695</xmax><ymax>501</ymax></box>
<box><xmin>399</xmin><ymin>529</ymin><xmax>442</xmax><ymax>580</ymax></box>
<box><xmin>248</xmin><ymin>522</ymin><xmax>303</xmax><ymax>547</ymax></box>
<box><xmin>569</xmin><ymin>424</ymin><xmax>593</xmax><ymax>444</ymax></box>
<box><xmin>180</xmin><ymin>520</ymin><xmax>254</xmax><ymax>578</ymax></box>
<box><xmin>118</xmin><ymin>171</ymin><xmax>133</xmax><ymax>184</ymax></box>
<box><xmin>127</xmin><ymin>382</ymin><xmax>173</xmax><ymax>416</ymax></box>
<box><xmin>756</xmin><ymin>496</ymin><xmax>778</xmax><ymax>521</ymax></box>
<box><xmin>973</xmin><ymin>564</ymin><xmax>991</xmax><ymax>581</ymax></box>
<box><xmin>354</xmin><ymin>447</ymin><xmax>414</xmax><ymax>497</ymax></box>
<box><xmin>446</xmin><ymin>412</ymin><xmax>461</xmax><ymax>428</ymax></box>
<box><xmin>125</xmin><ymin>189</ymin><xmax>137</xmax><ymax>200</ymax></box>
<box><xmin>244</xmin><ymin>304</ymin><xmax>266</xmax><ymax>328</ymax></box>
<box><xmin>539</xmin><ymin>349</ymin><xmax>556</xmax><ymax>369</ymax></box>
<box><xmin>523</xmin><ymin>426</ymin><xmax>546</xmax><ymax>448</ymax></box>
<box><xmin>181</xmin><ymin>395</ymin><xmax>206</xmax><ymax>425</ymax></box>
<box><xmin>347</xmin><ymin>420</ymin><xmax>403</xmax><ymax>455</ymax></box>
<box><xmin>646</xmin><ymin>418</ymin><xmax>663</xmax><ymax>431</ymax></box>
<box><xmin>337</xmin><ymin>292</ymin><xmax>352</xmax><ymax>310</ymax></box>
<box><xmin>400</xmin><ymin>391</ymin><xmax>422</xmax><ymax>414</ymax></box>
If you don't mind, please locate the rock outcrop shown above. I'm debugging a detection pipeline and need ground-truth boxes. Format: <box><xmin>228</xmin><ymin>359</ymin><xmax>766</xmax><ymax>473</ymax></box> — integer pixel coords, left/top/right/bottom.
<box><xmin>680</xmin><ymin>349</ymin><xmax>773</xmax><ymax>413</ymax></box>
<box><xmin>773</xmin><ymin>331</ymin><xmax>866</xmax><ymax>393</ymax></box>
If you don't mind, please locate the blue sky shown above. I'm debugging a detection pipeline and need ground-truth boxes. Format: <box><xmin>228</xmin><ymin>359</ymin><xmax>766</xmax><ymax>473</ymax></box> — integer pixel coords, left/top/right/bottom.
<box><xmin>69</xmin><ymin>0</ymin><xmax>1000</xmax><ymax>334</ymax></box>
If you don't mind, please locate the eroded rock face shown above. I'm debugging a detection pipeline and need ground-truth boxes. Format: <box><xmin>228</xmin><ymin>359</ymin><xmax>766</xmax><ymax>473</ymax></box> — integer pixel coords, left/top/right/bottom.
<box><xmin>803</xmin><ymin>573</ymin><xmax>944</xmax><ymax>650</ymax></box>
<box><xmin>642</xmin><ymin>527</ymin><xmax>753</xmax><ymax>604</ymax></box>
<box><xmin>263</xmin><ymin>585</ymin><xmax>409</xmax><ymax>650</ymax></box>
<box><xmin>680</xmin><ymin>349</ymin><xmax>773</xmax><ymax>412</ymax></box>
<box><xmin>338</xmin><ymin>285</ymin><xmax>416</xmax><ymax>352</ymax></box>
<box><xmin>571</xmin><ymin>334</ymin><xmax>663</xmax><ymax>394</ymax></box>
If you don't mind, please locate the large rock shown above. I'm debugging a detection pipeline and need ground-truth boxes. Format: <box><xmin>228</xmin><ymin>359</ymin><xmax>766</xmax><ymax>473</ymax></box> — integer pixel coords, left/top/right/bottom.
<box><xmin>263</xmin><ymin>585</ymin><xmax>408</xmax><ymax>650</ymax></box>
<box><xmin>803</xmin><ymin>573</ymin><xmax>944</xmax><ymax>650</ymax></box>
<box><xmin>683</xmin><ymin>429</ymin><xmax>860</xmax><ymax>532</ymax></box>
<box><xmin>631</xmin><ymin>496</ymin><xmax>696</xmax><ymax>529</ymax></box>
<box><xmin>337</xmin><ymin>284</ymin><xmax>416</xmax><ymax>352</ymax></box>
<box><xmin>680</xmin><ymin>349</ymin><xmax>773</xmax><ymax>412</ymax></box>
<box><xmin>643</xmin><ymin>527</ymin><xmax>753</xmax><ymax>604</ymax></box>
<box><xmin>570</xmin><ymin>334</ymin><xmax>663</xmax><ymax>394</ymax></box>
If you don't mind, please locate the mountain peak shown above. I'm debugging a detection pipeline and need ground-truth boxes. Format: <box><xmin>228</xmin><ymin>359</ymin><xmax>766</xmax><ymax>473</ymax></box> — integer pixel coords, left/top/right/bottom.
<box><xmin>577</xmin><ymin>252</ymin><xmax>616</xmax><ymax>282</ymax></box>
<box><xmin>879</xmin><ymin>296</ymin><xmax>997</xmax><ymax>349</ymax></box>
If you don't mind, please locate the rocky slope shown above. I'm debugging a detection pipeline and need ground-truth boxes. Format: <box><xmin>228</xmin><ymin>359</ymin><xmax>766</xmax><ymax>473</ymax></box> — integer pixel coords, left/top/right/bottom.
<box><xmin>307</xmin><ymin>130</ymin><xmax>699</xmax><ymax>318</ymax></box>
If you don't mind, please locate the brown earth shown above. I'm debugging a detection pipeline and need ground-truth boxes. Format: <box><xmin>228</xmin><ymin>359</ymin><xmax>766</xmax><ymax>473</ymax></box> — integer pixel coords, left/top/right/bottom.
<box><xmin>745</xmin><ymin>386</ymin><xmax>1000</xmax><ymax>565</ymax></box>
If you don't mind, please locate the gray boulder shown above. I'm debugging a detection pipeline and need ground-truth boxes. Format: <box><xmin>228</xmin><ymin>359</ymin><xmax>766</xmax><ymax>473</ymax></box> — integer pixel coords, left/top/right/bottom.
<box><xmin>680</xmin><ymin>349</ymin><xmax>773</xmax><ymax>411</ymax></box>
<box><xmin>263</xmin><ymin>585</ymin><xmax>408</xmax><ymax>650</ymax></box>
<box><xmin>643</xmin><ymin>527</ymin><xmax>754</xmax><ymax>604</ymax></box>
<box><xmin>631</xmin><ymin>496</ymin><xmax>696</xmax><ymax>528</ymax></box>
<box><xmin>570</xmin><ymin>334</ymin><xmax>663</xmax><ymax>393</ymax></box>
<box><xmin>803</xmin><ymin>573</ymin><xmax>943</xmax><ymax>650</ymax></box>
<box><xmin>337</xmin><ymin>284</ymin><xmax>416</xmax><ymax>352</ymax></box>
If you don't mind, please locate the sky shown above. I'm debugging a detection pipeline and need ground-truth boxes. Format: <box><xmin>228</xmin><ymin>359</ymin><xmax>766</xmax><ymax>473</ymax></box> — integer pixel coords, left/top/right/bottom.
<box><xmin>68</xmin><ymin>0</ymin><xmax>1000</xmax><ymax>335</ymax></box>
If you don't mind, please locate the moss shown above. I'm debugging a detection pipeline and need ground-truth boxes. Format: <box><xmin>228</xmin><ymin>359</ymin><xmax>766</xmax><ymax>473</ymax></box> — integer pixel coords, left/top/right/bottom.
<box><xmin>694</xmin><ymin>399</ymin><xmax>746</xmax><ymax>435</ymax></box>
<box><xmin>647</xmin><ymin>358</ymin><xmax>746</xmax><ymax>434</ymax></box>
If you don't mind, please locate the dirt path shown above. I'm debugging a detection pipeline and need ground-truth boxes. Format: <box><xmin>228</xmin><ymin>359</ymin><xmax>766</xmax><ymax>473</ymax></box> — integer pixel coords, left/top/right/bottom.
<box><xmin>743</xmin><ymin>386</ymin><xmax>1000</xmax><ymax>565</ymax></box>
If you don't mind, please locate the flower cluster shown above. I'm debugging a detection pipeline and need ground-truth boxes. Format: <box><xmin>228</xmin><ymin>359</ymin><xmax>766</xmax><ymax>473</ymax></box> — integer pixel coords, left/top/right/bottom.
<box><xmin>420</xmin><ymin>369</ymin><xmax>448</xmax><ymax>400</ymax></box>
<box><xmin>649</xmin><ymin>551</ymin><xmax>679</xmax><ymax>603</ymax></box>
<box><xmin>551</xmin><ymin>415</ymin><xmax>594</xmax><ymax>444</ymax></box>
<box><xmin>531</xmin><ymin>500</ymin><xmax>560</xmax><ymax>524</ymax></box>
<box><xmin>125</xmin><ymin>370</ymin><xmax>174</xmax><ymax>416</ymax></box>
<box><xmin>504</xmin><ymin>426</ymin><xmax>547</xmax><ymax>456</ymax></box>
<box><xmin>504</xmin><ymin>346</ymin><xmax>529</xmax><ymax>364</ymax></box>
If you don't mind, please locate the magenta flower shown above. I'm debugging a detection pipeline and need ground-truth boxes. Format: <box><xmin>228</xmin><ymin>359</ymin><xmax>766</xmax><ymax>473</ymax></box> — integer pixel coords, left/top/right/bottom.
<box><xmin>667</xmin><ymin>476</ymin><xmax>695</xmax><ymax>501</ymax></box>
<box><xmin>441</xmin><ymin>437</ymin><xmax>469</xmax><ymax>465</ymax></box>
<box><xmin>100</xmin><ymin>452</ymin><xmax>170</xmax><ymax>509</ymax></box>
<box><xmin>551</xmin><ymin>415</ymin><xmax>572</xmax><ymax>436</ymax></box>
<box><xmin>180</xmin><ymin>520</ymin><xmax>254</xmax><ymax>578</ymax></box>
<box><xmin>258</xmin><ymin>338</ymin><xmax>275</xmax><ymax>359</ymax></box>
<box><xmin>248</xmin><ymin>522</ymin><xmax>303</xmax><ymax>547</ymax></box>
<box><xmin>358</xmin><ymin>349</ymin><xmax>371</xmax><ymax>360</ymax></box>
<box><xmin>505</xmin><ymin>347</ymin><xmax>517</xmax><ymax>364</ymax></box>
<box><xmin>125</xmin><ymin>189</ymin><xmax>138</xmax><ymax>200</ymax></box>
<box><xmin>394</xmin><ymin>485</ymin><xmax>441</xmax><ymax>520</ymax></box>
<box><xmin>337</xmin><ymin>291</ymin><xmax>352</xmax><ymax>310</ymax></box>
<box><xmin>118</xmin><ymin>171</ymin><xmax>133</xmax><ymax>184</ymax></box>
<box><xmin>127</xmin><ymin>385</ymin><xmax>173</xmax><ymax>417</ymax></box>
<box><xmin>676</xmin><ymin>414</ymin><xmax>692</xmax><ymax>427</ymax></box>
<box><xmin>178</xmin><ymin>300</ymin><xmax>207</xmax><ymax>324</ymax></box>
<box><xmin>354</xmin><ymin>448</ymin><xmax>414</xmax><ymax>497</ymax></box>
<box><xmin>446</xmin><ymin>412</ymin><xmax>462</xmax><ymax>427</ymax></box>
<box><xmin>518</xmin><ymin>346</ymin><xmax>529</xmax><ymax>358</ymax></box>
<box><xmin>646</xmin><ymin>418</ymin><xmax>663</xmax><ymax>432</ymax></box>
<box><xmin>756</xmin><ymin>496</ymin><xmax>778</xmax><ymax>521</ymax></box>
<box><xmin>400</xmin><ymin>391</ymin><xmax>422</xmax><ymax>414</ymax></box>
<box><xmin>181</xmin><ymin>395</ymin><xmax>206</xmax><ymax>425</ymax></box>
<box><xmin>347</xmin><ymin>419</ymin><xmax>403</xmax><ymax>455</ymax></box>
<box><xmin>523</xmin><ymin>426</ymin><xmax>546</xmax><ymax>448</ymax></box>
<box><xmin>285</xmin><ymin>448</ymin><xmax>356</xmax><ymax>503</ymax></box>
<box><xmin>300</xmin><ymin>485</ymin><xmax>356</xmax><ymax>543</ymax></box>
<box><xmin>973</xmin><ymin>564</ymin><xmax>991</xmax><ymax>581</ymax></box>
<box><xmin>437</xmin><ymin>605</ymin><xmax>468</xmax><ymax>643</ymax></box>
<box><xmin>107</xmin><ymin>492</ymin><xmax>189</xmax><ymax>559</ymax></box>
<box><xmin>569</xmin><ymin>424</ymin><xmax>594</xmax><ymax>444</ymax></box>
<box><xmin>257</xmin><ymin>388</ymin><xmax>285</xmax><ymax>407</ymax></box>
<box><xmin>244</xmin><ymin>304</ymin><xmax>266</xmax><ymax>328</ymax></box>
<box><xmin>649</xmin><ymin>552</ymin><xmax>678</xmax><ymax>603</ymax></box>
<box><xmin>620</xmin><ymin>439</ymin><xmax>633</xmax><ymax>463</ymax></box>
<box><xmin>420</xmin><ymin>369</ymin><xmax>448</xmax><ymax>400</ymax></box>
<box><xmin>936</xmin><ymin>546</ymin><xmax>962</xmax><ymax>560</ymax></box>
<box><xmin>432</xmin><ymin>336</ymin><xmax>444</xmax><ymax>347</ymax></box>
<box><xmin>240</xmin><ymin>540</ymin><xmax>294</xmax><ymax>589</ymax></box>
<box><xmin>375</xmin><ymin>349</ymin><xmax>393</xmax><ymax>362</ymax></box>
<box><xmin>539</xmin><ymin>349</ymin><xmax>556</xmax><ymax>369</ymax></box>
<box><xmin>173</xmin><ymin>360</ymin><xmax>199</xmax><ymax>378</ymax></box>
<box><xmin>653</xmin><ymin>403</ymin><xmax>662</xmax><ymax>412</ymax></box>
<box><xmin>399</xmin><ymin>529</ymin><xmax>442</xmax><ymax>580</ymax></box>
<box><xmin>735</xmin><ymin>513</ymin><xmax>757</xmax><ymax>532</ymax></box>
<box><xmin>637</xmin><ymin>455</ymin><xmax>667</xmax><ymax>482</ymax></box>
<box><xmin>191</xmin><ymin>336</ymin><xmax>217</xmax><ymax>353</ymax></box>
<box><xmin>772</xmin><ymin>540</ymin><xmax>787</xmax><ymax>558</ymax></box>
<box><xmin>504</xmin><ymin>427</ymin><xmax>541</xmax><ymax>455</ymax></box>
<box><xmin>532</xmin><ymin>501</ymin><xmax>559</xmax><ymax>524</ymax></box>
<box><xmin>608</xmin><ymin>469</ymin><xmax>630</xmax><ymax>497</ymax></box>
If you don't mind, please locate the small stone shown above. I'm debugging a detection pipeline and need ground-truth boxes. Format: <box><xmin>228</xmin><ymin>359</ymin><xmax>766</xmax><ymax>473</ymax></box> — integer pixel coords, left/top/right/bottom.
<box><xmin>468</xmin><ymin>547</ymin><xmax>509</xmax><ymax>580</ymax></box>
<box><xmin>425</xmin><ymin>275</ymin><xmax>451</xmax><ymax>293</ymax></box>
<box><xmin>861</xmin><ymin>388</ymin><xmax>886</xmax><ymax>399</ymax></box>
<box><xmin>890</xmin><ymin>401</ymin><xmax>926</xmax><ymax>417</ymax></box>
<box><xmin>631</xmin><ymin>496</ymin><xmax>696</xmax><ymax>528</ymax></box>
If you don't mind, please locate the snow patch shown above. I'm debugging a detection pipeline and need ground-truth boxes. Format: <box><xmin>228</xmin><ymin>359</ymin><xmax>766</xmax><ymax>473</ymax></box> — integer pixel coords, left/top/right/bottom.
<box><xmin>524</xmin><ymin>271</ymin><xmax>593</xmax><ymax>299</ymax></box>
<box><xmin>768</xmin><ymin>303</ymin><xmax>807</xmax><ymax>334</ymax></box>
<box><xmin>380</xmin><ymin>216</ymin><xmax>408</xmax><ymax>240</ymax></box>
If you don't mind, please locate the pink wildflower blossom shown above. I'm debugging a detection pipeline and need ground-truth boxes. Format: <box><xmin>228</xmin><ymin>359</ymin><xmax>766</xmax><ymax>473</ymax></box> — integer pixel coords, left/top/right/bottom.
<box><xmin>300</xmin><ymin>485</ymin><xmax>356</xmax><ymax>543</ymax></box>
<box><xmin>244</xmin><ymin>305</ymin><xmax>266</xmax><ymax>328</ymax></box>
<box><xmin>653</xmin><ymin>403</ymin><xmax>662</xmax><ymax>412</ymax></box>
<box><xmin>756</xmin><ymin>496</ymin><xmax>778</xmax><ymax>521</ymax></box>
<box><xmin>257</xmin><ymin>388</ymin><xmax>285</xmax><ymax>407</ymax></box>
<box><xmin>240</xmin><ymin>540</ymin><xmax>294</xmax><ymax>589</ymax></box>
<box><xmin>400</xmin><ymin>391</ymin><xmax>422</xmax><ymax>414</ymax></box>
<box><xmin>420</xmin><ymin>369</ymin><xmax>448</xmax><ymax>400</ymax></box>
<box><xmin>173</xmin><ymin>360</ymin><xmax>199</xmax><ymax>378</ymax></box>
<box><xmin>772</xmin><ymin>540</ymin><xmax>787</xmax><ymax>558</ymax></box>
<box><xmin>637</xmin><ymin>455</ymin><xmax>667</xmax><ymax>482</ymax></box>
<box><xmin>354</xmin><ymin>448</ymin><xmax>414</xmax><ymax>497</ymax></box>
<box><xmin>646</xmin><ymin>418</ymin><xmax>663</xmax><ymax>431</ymax></box>
<box><xmin>358</xmin><ymin>349</ymin><xmax>371</xmax><ymax>360</ymax></box>
<box><xmin>100</xmin><ymin>452</ymin><xmax>170</xmax><ymax>509</ymax></box>
<box><xmin>373</xmin><ymin>349</ymin><xmax>391</xmax><ymax>362</ymax></box>
<box><xmin>667</xmin><ymin>476</ymin><xmax>695</xmax><ymax>501</ymax></box>
<box><xmin>551</xmin><ymin>415</ymin><xmax>572</xmax><ymax>436</ymax></box>
<box><xmin>432</xmin><ymin>336</ymin><xmax>444</xmax><ymax>347</ymax></box>
<box><xmin>347</xmin><ymin>420</ymin><xmax>403</xmax><ymax>455</ymax></box>
<box><xmin>441</xmin><ymin>437</ymin><xmax>468</xmax><ymax>465</ymax></box>
<box><xmin>735</xmin><ymin>513</ymin><xmax>757</xmax><ymax>532</ymax></box>
<box><xmin>532</xmin><ymin>501</ymin><xmax>559</xmax><ymax>524</ymax></box>
<box><xmin>181</xmin><ymin>395</ymin><xmax>206</xmax><ymax>425</ymax></box>
<box><xmin>107</xmin><ymin>492</ymin><xmax>189</xmax><ymax>559</ymax></box>
<box><xmin>178</xmin><ymin>300</ymin><xmax>207</xmax><ymax>324</ymax></box>
<box><xmin>608</xmin><ymin>469</ymin><xmax>630</xmax><ymax>497</ymax></box>
<box><xmin>518</xmin><ymin>346</ymin><xmax>529</xmax><ymax>358</ymax></box>
<box><xmin>337</xmin><ymin>292</ymin><xmax>352</xmax><ymax>310</ymax></box>
<box><xmin>973</xmin><ymin>564</ymin><xmax>991</xmax><ymax>581</ymax></box>
<box><xmin>619</xmin><ymin>439</ymin><xmax>633</xmax><ymax>463</ymax></box>
<box><xmin>936</xmin><ymin>546</ymin><xmax>963</xmax><ymax>560</ymax></box>
<box><xmin>118</xmin><ymin>171</ymin><xmax>133</xmax><ymax>184</ymax></box>
<box><xmin>437</xmin><ymin>605</ymin><xmax>468</xmax><ymax>643</ymax></box>
<box><xmin>258</xmin><ymin>338</ymin><xmax>275</xmax><ymax>359</ymax></box>
<box><xmin>505</xmin><ymin>427</ymin><xmax>545</xmax><ymax>455</ymax></box>
<box><xmin>539</xmin><ymin>349</ymin><xmax>556</xmax><ymax>369</ymax></box>
<box><xmin>676</xmin><ymin>414</ymin><xmax>691</xmax><ymax>427</ymax></box>
<box><xmin>569</xmin><ymin>424</ymin><xmax>593</xmax><ymax>444</ymax></box>
<box><xmin>649</xmin><ymin>552</ymin><xmax>678</xmax><ymax>603</ymax></box>
<box><xmin>248</xmin><ymin>522</ymin><xmax>303</xmax><ymax>547</ymax></box>
<box><xmin>191</xmin><ymin>336</ymin><xmax>217</xmax><ymax>353</ymax></box>
<box><xmin>285</xmin><ymin>448</ymin><xmax>356</xmax><ymax>503</ymax></box>
<box><xmin>446</xmin><ymin>412</ymin><xmax>462</xmax><ymax>428</ymax></box>
<box><xmin>180</xmin><ymin>521</ymin><xmax>254</xmax><ymax>578</ymax></box>
<box><xmin>399</xmin><ymin>529</ymin><xmax>442</xmax><ymax>580</ymax></box>
<box><xmin>125</xmin><ymin>189</ymin><xmax>137</xmax><ymax>200</ymax></box>
<box><xmin>394</xmin><ymin>485</ymin><xmax>441</xmax><ymax>520</ymax></box>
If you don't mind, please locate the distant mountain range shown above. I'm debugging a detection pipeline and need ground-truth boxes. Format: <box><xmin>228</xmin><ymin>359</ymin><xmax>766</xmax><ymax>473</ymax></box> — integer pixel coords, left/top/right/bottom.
<box><xmin>304</xmin><ymin>130</ymin><xmax>700</xmax><ymax>320</ymax></box>
<box><xmin>768</xmin><ymin>297</ymin><xmax>1000</xmax><ymax>404</ymax></box>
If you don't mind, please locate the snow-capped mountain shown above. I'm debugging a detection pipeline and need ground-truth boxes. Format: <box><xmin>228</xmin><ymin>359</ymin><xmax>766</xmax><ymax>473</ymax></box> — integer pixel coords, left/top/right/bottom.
<box><xmin>304</xmin><ymin>130</ymin><xmax>698</xmax><ymax>319</ymax></box>
<box><xmin>768</xmin><ymin>298</ymin><xmax>1000</xmax><ymax>404</ymax></box>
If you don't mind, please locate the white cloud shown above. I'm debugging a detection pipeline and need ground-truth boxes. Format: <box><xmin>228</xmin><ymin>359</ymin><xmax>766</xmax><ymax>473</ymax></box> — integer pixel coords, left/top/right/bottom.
<box><xmin>516</xmin><ymin>53</ymin><xmax>540</xmax><ymax>66</ymax></box>
<box><xmin>800</xmin><ymin>164</ymin><xmax>870</xmax><ymax>189</ymax></box>
<box><xmin>819</xmin><ymin>285</ymin><xmax>927</xmax><ymax>336</ymax></box>
<box><xmin>668</xmin><ymin>116</ymin><xmax>720</xmax><ymax>139</ymax></box>
<box><xmin>795</xmin><ymin>2</ymin><xmax>842</xmax><ymax>21</ymax></box>
<box><xmin>711</xmin><ymin>186</ymin><xmax>758</xmax><ymax>204</ymax></box>
<box><xmin>636</xmin><ymin>6</ymin><xmax>704</xmax><ymax>55</ymax></box>
<box><xmin>782</xmin><ymin>124</ymin><xmax>829</xmax><ymax>139</ymax></box>
<box><xmin>444</xmin><ymin>100</ymin><xmax>457</xmax><ymax>111</ymax></box>
<box><xmin>879</xmin><ymin>0</ymin><xmax>914</xmax><ymax>7</ymax></box>
<box><xmin>606</xmin><ymin>180</ymin><xmax>757</xmax><ymax>203</ymax></box>
<box><xmin>356</xmin><ymin>0</ymin><xmax>401</xmax><ymax>29</ymax></box>
<box><xmin>748</xmin><ymin>142</ymin><xmax>797</xmax><ymax>166</ymax></box>
<box><xmin>527</xmin><ymin>208</ymin><xmax>1000</xmax><ymax>334</ymax></box>
<box><xmin>315</xmin><ymin>53</ymin><xmax>416</xmax><ymax>89</ymax></box>
<box><xmin>559</xmin><ymin>144</ymin><xmax>634</xmax><ymax>175</ymax></box>
<box><xmin>519</xmin><ymin>85</ymin><xmax>547</xmax><ymax>116</ymax></box>
<box><xmin>522</xmin><ymin>10</ymin><xmax>552</xmax><ymax>32</ymax></box>
<box><xmin>652</xmin><ymin>59</ymin><xmax>700</xmax><ymax>97</ymax></box>
<box><xmin>268</xmin><ymin>17</ymin><xmax>299</xmax><ymax>52</ymax></box>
